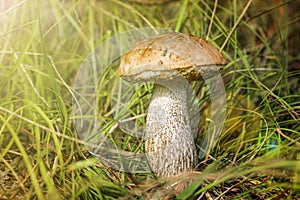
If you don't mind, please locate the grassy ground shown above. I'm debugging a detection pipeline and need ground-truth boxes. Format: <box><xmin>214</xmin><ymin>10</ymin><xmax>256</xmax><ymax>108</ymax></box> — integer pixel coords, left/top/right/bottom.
<box><xmin>0</xmin><ymin>0</ymin><xmax>299</xmax><ymax>199</ymax></box>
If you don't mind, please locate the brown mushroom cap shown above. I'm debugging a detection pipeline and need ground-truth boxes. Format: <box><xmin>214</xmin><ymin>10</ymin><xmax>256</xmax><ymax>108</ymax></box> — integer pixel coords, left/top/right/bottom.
<box><xmin>118</xmin><ymin>32</ymin><xmax>227</xmax><ymax>82</ymax></box>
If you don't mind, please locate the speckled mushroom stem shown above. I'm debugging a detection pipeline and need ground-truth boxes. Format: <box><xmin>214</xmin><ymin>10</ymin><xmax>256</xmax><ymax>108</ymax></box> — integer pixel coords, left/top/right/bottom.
<box><xmin>145</xmin><ymin>78</ymin><xmax>197</xmax><ymax>177</ymax></box>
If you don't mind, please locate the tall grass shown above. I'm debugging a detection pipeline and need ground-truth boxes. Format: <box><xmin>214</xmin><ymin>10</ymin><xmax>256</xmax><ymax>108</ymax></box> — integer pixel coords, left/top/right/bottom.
<box><xmin>0</xmin><ymin>0</ymin><xmax>299</xmax><ymax>199</ymax></box>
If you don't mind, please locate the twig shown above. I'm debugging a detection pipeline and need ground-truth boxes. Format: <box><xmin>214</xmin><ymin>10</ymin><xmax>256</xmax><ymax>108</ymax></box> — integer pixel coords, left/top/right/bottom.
<box><xmin>206</xmin><ymin>0</ymin><xmax>218</xmax><ymax>41</ymax></box>
<box><xmin>220</xmin><ymin>0</ymin><xmax>253</xmax><ymax>52</ymax></box>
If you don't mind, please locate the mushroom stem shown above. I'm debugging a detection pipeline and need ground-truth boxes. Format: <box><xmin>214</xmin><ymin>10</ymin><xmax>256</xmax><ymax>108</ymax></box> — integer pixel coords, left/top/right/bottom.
<box><xmin>145</xmin><ymin>78</ymin><xmax>197</xmax><ymax>177</ymax></box>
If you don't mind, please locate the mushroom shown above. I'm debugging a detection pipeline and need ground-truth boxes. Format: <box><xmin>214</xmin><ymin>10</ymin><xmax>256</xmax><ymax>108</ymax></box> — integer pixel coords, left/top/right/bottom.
<box><xmin>117</xmin><ymin>32</ymin><xmax>227</xmax><ymax>177</ymax></box>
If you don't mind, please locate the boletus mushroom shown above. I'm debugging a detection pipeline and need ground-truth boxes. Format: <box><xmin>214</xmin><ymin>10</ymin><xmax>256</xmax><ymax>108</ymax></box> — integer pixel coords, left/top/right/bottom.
<box><xmin>117</xmin><ymin>32</ymin><xmax>227</xmax><ymax>177</ymax></box>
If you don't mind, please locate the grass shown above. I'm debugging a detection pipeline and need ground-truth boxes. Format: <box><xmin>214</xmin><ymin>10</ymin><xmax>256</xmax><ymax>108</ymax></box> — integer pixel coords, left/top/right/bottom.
<box><xmin>0</xmin><ymin>0</ymin><xmax>299</xmax><ymax>199</ymax></box>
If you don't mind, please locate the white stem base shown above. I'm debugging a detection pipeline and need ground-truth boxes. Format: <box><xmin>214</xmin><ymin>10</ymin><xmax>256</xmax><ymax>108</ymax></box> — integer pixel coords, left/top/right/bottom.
<box><xmin>145</xmin><ymin>79</ymin><xmax>197</xmax><ymax>177</ymax></box>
